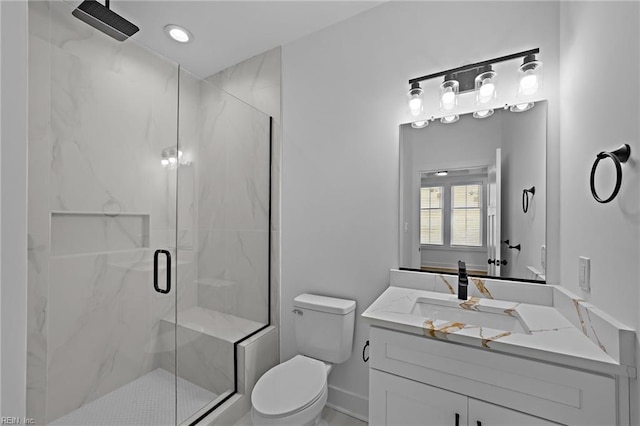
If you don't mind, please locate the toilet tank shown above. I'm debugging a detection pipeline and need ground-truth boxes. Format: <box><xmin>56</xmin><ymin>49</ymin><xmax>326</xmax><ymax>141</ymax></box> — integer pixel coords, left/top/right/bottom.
<box><xmin>293</xmin><ymin>294</ymin><xmax>356</xmax><ymax>364</ymax></box>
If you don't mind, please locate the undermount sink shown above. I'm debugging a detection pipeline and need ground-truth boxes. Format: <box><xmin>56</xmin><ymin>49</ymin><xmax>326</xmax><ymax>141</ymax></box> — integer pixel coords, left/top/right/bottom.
<box><xmin>410</xmin><ymin>297</ymin><xmax>530</xmax><ymax>334</ymax></box>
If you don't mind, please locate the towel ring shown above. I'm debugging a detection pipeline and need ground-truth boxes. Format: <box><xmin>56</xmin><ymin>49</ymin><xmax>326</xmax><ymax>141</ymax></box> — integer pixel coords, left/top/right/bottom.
<box><xmin>522</xmin><ymin>186</ymin><xmax>535</xmax><ymax>213</ymax></box>
<box><xmin>590</xmin><ymin>144</ymin><xmax>630</xmax><ymax>204</ymax></box>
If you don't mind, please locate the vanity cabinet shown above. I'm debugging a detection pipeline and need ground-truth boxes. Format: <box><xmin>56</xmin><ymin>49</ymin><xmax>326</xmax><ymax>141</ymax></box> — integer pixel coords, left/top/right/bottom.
<box><xmin>370</xmin><ymin>369</ymin><xmax>558</xmax><ymax>426</ymax></box>
<box><xmin>368</xmin><ymin>326</ymin><xmax>619</xmax><ymax>426</ymax></box>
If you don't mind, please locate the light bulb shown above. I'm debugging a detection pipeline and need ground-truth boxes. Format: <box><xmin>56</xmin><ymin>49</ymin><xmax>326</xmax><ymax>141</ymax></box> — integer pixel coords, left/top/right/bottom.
<box><xmin>168</xmin><ymin>156</ymin><xmax>177</xmax><ymax>164</ymax></box>
<box><xmin>435</xmin><ymin>171</ymin><xmax>448</xmax><ymax>176</ymax></box>
<box><xmin>409</xmin><ymin>96</ymin><xmax>423</xmax><ymax>116</ymax></box>
<box><xmin>519</xmin><ymin>74</ymin><xmax>539</xmax><ymax>96</ymax></box>
<box><xmin>161</xmin><ymin>159</ymin><xmax>169</xmax><ymax>167</ymax></box>
<box><xmin>178</xmin><ymin>150</ymin><xmax>183</xmax><ymax>158</ymax></box>
<box><xmin>439</xmin><ymin>78</ymin><xmax>459</xmax><ymax>112</ymax></box>
<box><xmin>473</xmin><ymin>109</ymin><xmax>494</xmax><ymax>119</ymax></box>
<box><xmin>440</xmin><ymin>115</ymin><xmax>459</xmax><ymax>124</ymax></box>
<box><xmin>479</xmin><ymin>80</ymin><xmax>495</xmax><ymax>98</ymax></box>
<box><xmin>441</xmin><ymin>90</ymin><xmax>455</xmax><ymax>109</ymax></box>
<box><xmin>475</xmin><ymin>70</ymin><xmax>497</xmax><ymax>105</ymax></box>
<box><xmin>518</xmin><ymin>56</ymin><xmax>543</xmax><ymax>97</ymax></box>
<box><xmin>510</xmin><ymin>102</ymin><xmax>535</xmax><ymax>113</ymax></box>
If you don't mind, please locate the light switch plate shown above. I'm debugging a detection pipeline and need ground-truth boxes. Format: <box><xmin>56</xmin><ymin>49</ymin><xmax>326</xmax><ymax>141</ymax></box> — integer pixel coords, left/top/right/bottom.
<box><xmin>579</xmin><ymin>256</ymin><xmax>590</xmax><ymax>292</ymax></box>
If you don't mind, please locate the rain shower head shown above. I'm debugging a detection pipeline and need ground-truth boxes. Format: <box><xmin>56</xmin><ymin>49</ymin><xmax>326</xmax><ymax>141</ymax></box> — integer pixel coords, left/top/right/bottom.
<box><xmin>72</xmin><ymin>0</ymin><xmax>139</xmax><ymax>42</ymax></box>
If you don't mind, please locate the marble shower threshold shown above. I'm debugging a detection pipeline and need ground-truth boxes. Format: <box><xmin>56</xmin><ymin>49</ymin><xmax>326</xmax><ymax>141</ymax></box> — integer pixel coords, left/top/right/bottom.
<box><xmin>48</xmin><ymin>368</ymin><xmax>216</xmax><ymax>426</ymax></box>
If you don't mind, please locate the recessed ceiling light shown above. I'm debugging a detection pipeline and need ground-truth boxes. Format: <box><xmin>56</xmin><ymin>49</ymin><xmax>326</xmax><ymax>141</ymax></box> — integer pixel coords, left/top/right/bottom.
<box><xmin>164</xmin><ymin>24</ymin><xmax>192</xmax><ymax>43</ymax></box>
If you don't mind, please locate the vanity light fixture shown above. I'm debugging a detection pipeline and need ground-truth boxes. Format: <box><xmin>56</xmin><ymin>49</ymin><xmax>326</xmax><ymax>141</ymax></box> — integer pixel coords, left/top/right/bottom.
<box><xmin>440</xmin><ymin>115</ymin><xmax>459</xmax><ymax>124</ymax></box>
<box><xmin>407</xmin><ymin>82</ymin><xmax>424</xmax><ymax>116</ymax></box>
<box><xmin>407</xmin><ymin>48</ymin><xmax>541</xmax><ymax>120</ymax></box>
<box><xmin>411</xmin><ymin>120</ymin><xmax>429</xmax><ymax>129</ymax></box>
<box><xmin>473</xmin><ymin>109</ymin><xmax>494</xmax><ymax>119</ymax></box>
<box><xmin>510</xmin><ymin>102</ymin><xmax>535</xmax><ymax>113</ymax></box>
<box><xmin>164</xmin><ymin>24</ymin><xmax>193</xmax><ymax>43</ymax></box>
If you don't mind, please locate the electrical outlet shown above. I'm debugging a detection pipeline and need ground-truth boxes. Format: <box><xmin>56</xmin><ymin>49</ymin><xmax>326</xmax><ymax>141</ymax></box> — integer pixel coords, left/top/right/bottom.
<box><xmin>579</xmin><ymin>256</ymin><xmax>590</xmax><ymax>292</ymax></box>
<box><xmin>541</xmin><ymin>245</ymin><xmax>546</xmax><ymax>271</ymax></box>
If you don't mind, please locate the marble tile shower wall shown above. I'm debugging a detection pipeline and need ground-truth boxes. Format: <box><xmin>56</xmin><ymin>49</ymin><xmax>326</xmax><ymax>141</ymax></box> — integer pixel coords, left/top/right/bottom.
<box><xmin>194</xmin><ymin>75</ymin><xmax>271</xmax><ymax>325</ymax></box>
<box><xmin>204</xmin><ymin>46</ymin><xmax>282</xmax><ymax>331</ymax></box>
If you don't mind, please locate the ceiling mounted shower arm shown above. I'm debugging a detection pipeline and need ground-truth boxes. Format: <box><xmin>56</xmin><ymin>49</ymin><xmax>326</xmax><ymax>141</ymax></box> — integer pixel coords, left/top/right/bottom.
<box><xmin>408</xmin><ymin>48</ymin><xmax>540</xmax><ymax>85</ymax></box>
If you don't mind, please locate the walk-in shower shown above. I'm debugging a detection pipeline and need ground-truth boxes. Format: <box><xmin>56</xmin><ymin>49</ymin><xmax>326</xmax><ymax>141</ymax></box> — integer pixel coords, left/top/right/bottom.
<box><xmin>26</xmin><ymin>1</ymin><xmax>272</xmax><ymax>424</ymax></box>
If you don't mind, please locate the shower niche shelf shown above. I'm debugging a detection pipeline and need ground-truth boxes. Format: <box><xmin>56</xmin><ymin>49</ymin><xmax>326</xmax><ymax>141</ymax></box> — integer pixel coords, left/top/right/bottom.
<box><xmin>51</xmin><ymin>211</ymin><xmax>150</xmax><ymax>256</ymax></box>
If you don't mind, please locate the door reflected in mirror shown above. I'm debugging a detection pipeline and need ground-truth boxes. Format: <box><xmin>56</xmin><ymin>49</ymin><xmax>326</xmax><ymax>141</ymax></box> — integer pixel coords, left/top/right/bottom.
<box><xmin>400</xmin><ymin>102</ymin><xmax>547</xmax><ymax>282</ymax></box>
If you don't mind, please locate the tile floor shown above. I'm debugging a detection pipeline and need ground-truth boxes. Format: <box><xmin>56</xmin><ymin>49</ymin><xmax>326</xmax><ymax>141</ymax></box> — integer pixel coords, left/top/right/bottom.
<box><xmin>234</xmin><ymin>406</ymin><xmax>367</xmax><ymax>426</ymax></box>
<box><xmin>48</xmin><ymin>369</ymin><xmax>215</xmax><ymax>426</ymax></box>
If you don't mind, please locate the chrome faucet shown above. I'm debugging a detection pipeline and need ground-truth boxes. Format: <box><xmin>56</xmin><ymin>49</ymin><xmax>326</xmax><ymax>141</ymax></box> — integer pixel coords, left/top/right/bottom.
<box><xmin>458</xmin><ymin>260</ymin><xmax>468</xmax><ymax>301</ymax></box>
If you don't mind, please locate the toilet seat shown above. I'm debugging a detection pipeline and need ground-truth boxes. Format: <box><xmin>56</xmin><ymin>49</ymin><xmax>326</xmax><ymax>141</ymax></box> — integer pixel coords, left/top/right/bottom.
<box><xmin>252</xmin><ymin>355</ymin><xmax>327</xmax><ymax>419</ymax></box>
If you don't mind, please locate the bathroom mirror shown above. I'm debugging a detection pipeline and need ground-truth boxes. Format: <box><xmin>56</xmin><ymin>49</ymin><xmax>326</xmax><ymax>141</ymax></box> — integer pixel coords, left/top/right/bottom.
<box><xmin>399</xmin><ymin>101</ymin><xmax>547</xmax><ymax>282</ymax></box>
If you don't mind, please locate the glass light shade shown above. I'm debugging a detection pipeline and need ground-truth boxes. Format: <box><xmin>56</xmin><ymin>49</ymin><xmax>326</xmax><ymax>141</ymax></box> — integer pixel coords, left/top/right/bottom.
<box><xmin>518</xmin><ymin>60</ymin><xmax>543</xmax><ymax>96</ymax></box>
<box><xmin>161</xmin><ymin>158</ymin><xmax>169</xmax><ymax>167</ymax></box>
<box><xmin>439</xmin><ymin>79</ymin><xmax>459</xmax><ymax>112</ymax></box>
<box><xmin>473</xmin><ymin>109</ymin><xmax>494</xmax><ymax>119</ymax></box>
<box><xmin>411</xmin><ymin>120</ymin><xmax>428</xmax><ymax>129</ymax></box>
<box><xmin>407</xmin><ymin>84</ymin><xmax>424</xmax><ymax>116</ymax></box>
<box><xmin>510</xmin><ymin>102</ymin><xmax>535</xmax><ymax>113</ymax></box>
<box><xmin>440</xmin><ymin>115</ymin><xmax>459</xmax><ymax>124</ymax></box>
<box><xmin>475</xmin><ymin>70</ymin><xmax>497</xmax><ymax>104</ymax></box>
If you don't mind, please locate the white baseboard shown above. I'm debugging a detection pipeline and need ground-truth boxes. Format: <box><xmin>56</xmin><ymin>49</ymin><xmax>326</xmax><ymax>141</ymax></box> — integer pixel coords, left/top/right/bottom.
<box><xmin>326</xmin><ymin>385</ymin><xmax>368</xmax><ymax>422</ymax></box>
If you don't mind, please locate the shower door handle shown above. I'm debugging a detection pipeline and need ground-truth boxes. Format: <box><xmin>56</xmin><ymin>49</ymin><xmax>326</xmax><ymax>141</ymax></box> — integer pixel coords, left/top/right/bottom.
<box><xmin>153</xmin><ymin>249</ymin><xmax>171</xmax><ymax>294</ymax></box>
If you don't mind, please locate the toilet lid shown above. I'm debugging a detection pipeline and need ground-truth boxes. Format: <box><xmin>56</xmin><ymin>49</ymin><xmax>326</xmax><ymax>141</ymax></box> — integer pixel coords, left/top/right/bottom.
<box><xmin>252</xmin><ymin>355</ymin><xmax>327</xmax><ymax>418</ymax></box>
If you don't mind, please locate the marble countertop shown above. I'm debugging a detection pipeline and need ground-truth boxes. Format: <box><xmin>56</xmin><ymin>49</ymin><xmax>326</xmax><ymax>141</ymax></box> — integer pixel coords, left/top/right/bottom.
<box><xmin>362</xmin><ymin>272</ymin><xmax>636</xmax><ymax>377</ymax></box>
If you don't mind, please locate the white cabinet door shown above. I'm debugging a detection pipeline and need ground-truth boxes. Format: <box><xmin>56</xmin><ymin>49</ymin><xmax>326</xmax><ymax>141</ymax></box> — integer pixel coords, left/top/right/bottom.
<box><xmin>469</xmin><ymin>399</ymin><xmax>562</xmax><ymax>426</ymax></box>
<box><xmin>370</xmin><ymin>369</ymin><xmax>467</xmax><ymax>426</ymax></box>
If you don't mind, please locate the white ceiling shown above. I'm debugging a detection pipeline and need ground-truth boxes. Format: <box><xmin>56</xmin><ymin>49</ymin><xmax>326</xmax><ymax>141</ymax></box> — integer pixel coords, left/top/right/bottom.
<box><xmin>84</xmin><ymin>1</ymin><xmax>383</xmax><ymax>78</ymax></box>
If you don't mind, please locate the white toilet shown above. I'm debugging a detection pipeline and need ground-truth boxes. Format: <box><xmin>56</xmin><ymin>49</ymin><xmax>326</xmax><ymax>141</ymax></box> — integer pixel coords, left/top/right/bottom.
<box><xmin>251</xmin><ymin>294</ymin><xmax>356</xmax><ymax>426</ymax></box>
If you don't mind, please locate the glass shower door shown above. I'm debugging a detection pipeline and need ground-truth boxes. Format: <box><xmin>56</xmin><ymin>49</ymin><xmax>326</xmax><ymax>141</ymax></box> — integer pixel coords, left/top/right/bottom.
<box><xmin>174</xmin><ymin>68</ymin><xmax>272</xmax><ymax>423</ymax></box>
<box><xmin>29</xmin><ymin>2</ymin><xmax>180</xmax><ymax>424</ymax></box>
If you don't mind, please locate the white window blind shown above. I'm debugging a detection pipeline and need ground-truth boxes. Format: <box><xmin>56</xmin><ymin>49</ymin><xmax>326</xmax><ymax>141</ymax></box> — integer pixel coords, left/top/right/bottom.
<box><xmin>451</xmin><ymin>184</ymin><xmax>482</xmax><ymax>247</ymax></box>
<box><xmin>420</xmin><ymin>186</ymin><xmax>443</xmax><ymax>245</ymax></box>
